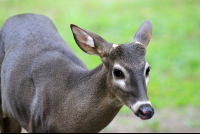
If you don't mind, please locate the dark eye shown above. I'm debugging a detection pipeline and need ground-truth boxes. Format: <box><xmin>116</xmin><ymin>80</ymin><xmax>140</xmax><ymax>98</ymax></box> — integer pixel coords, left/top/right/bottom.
<box><xmin>146</xmin><ymin>67</ymin><xmax>150</xmax><ymax>76</ymax></box>
<box><xmin>113</xmin><ymin>69</ymin><xmax>124</xmax><ymax>79</ymax></box>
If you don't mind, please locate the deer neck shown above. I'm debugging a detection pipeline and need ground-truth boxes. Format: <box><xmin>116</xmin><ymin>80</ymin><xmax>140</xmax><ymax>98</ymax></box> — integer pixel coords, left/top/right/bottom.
<box><xmin>65</xmin><ymin>63</ymin><xmax>124</xmax><ymax>132</ymax></box>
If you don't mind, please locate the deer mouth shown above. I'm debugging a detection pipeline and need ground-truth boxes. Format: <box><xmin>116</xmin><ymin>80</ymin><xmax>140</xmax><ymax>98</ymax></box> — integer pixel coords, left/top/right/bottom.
<box><xmin>136</xmin><ymin>113</ymin><xmax>151</xmax><ymax>120</ymax></box>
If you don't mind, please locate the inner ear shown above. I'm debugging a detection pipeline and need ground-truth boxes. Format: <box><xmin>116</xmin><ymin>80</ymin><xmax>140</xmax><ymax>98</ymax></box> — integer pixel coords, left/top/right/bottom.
<box><xmin>71</xmin><ymin>24</ymin><xmax>98</xmax><ymax>55</ymax></box>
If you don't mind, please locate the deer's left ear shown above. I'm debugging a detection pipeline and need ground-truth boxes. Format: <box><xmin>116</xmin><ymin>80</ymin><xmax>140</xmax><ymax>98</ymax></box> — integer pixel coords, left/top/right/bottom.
<box><xmin>133</xmin><ymin>20</ymin><xmax>152</xmax><ymax>47</ymax></box>
<box><xmin>71</xmin><ymin>24</ymin><xmax>115</xmax><ymax>67</ymax></box>
<box><xmin>71</xmin><ymin>24</ymin><xmax>98</xmax><ymax>55</ymax></box>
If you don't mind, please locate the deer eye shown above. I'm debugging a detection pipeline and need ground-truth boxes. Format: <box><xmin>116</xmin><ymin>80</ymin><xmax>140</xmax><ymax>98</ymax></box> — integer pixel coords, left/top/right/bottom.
<box><xmin>146</xmin><ymin>67</ymin><xmax>150</xmax><ymax>76</ymax></box>
<box><xmin>113</xmin><ymin>69</ymin><xmax>124</xmax><ymax>79</ymax></box>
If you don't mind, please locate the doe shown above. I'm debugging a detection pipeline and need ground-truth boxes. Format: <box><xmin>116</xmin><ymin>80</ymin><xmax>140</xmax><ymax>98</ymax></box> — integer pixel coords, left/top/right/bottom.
<box><xmin>0</xmin><ymin>14</ymin><xmax>154</xmax><ymax>133</ymax></box>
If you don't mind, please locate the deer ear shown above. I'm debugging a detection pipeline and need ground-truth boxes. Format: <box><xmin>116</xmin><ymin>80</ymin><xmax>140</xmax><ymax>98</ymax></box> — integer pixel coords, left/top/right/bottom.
<box><xmin>70</xmin><ymin>24</ymin><xmax>98</xmax><ymax>55</ymax></box>
<box><xmin>133</xmin><ymin>20</ymin><xmax>152</xmax><ymax>47</ymax></box>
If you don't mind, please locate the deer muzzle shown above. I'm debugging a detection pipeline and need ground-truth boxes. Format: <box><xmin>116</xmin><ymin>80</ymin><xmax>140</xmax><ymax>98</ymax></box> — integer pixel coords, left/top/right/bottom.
<box><xmin>135</xmin><ymin>104</ymin><xmax>154</xmax><ymax>120</ymax></box>
<box><xmin>130</xmin><ymin>101</ymin><xmax>154</xmax><ymax>120</ymax></box>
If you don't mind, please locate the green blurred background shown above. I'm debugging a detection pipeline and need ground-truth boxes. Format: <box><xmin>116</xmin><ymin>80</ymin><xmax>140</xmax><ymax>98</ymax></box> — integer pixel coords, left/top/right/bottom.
<box><xmin>0</xmin><ymin>0</ymin><xmax>200</xmax><ymax>132</ymax></box>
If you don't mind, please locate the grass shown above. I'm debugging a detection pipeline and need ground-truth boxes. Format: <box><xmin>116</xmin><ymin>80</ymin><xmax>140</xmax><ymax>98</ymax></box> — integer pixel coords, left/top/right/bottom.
<box><xmin>0</xmin><ymin>0</ymin><xmax>200</xmax><ymax>112</ymax></box>
<box><xmin>136</xmin><ymin>120</ymin><xmax>161</xmax><ymax>133</ymax></box>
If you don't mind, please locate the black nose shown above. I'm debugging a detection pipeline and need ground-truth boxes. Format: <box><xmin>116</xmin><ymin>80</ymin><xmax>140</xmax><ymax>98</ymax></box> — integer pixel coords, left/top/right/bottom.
<box><xmin>136</xmin><ymin>104</ymin><xmax>154</xmax><ymax>120</ymax></box>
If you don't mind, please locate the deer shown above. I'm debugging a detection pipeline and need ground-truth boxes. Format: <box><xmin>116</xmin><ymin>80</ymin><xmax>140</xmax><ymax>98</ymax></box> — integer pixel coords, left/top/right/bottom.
<box><xmin>0</xmin><ymin>13</ymin><xmax>154</xmax><ymax>133</ymax></box>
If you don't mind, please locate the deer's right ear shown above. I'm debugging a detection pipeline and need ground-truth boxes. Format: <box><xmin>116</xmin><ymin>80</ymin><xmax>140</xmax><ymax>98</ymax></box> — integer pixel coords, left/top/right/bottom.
<box><xmin>70</xmin><ymin>24</ymin><xmax>99</xmax><ymax>55</ymax></box>
<box><xmin>133</xmin><ymin>20</ymin><xmax>152</xmax><ymax>48</ymax></box>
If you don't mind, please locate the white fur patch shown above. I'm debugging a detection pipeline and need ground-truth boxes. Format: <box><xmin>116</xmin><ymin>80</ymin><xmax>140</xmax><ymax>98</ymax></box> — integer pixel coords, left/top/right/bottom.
<box><xmin>97</xmin><ymin>49</ymin><xmax>102</xmax><ymax>54</ymax></box>
<box><xmin>85</xmin><ymin>35</ymin><xmax>95</xmax><ymax>47</ymax></box>
<box><xmin>113</xmin><ymin>44</ymin><xmax>119</xmax><ymax>48</ymax></box>
<box><xmin>146</xmin><ymin>76</ymin><xmax>149</xmax><ymax>86</ymax></box>
<box><xmin>115</xmin><ymin>80</ymin><xmax>126</xmax><ymax>89</ymax></box>
<box><xmin>131</xmin><ymin>101</ymin><xmax>152</xmax><ymax>113</ymax></box>
<box><xmin>135</xmin><ymin>41</ymin><xmax>142</xmax><ymax>45</ymax></box>
<box><xmin>144</xmin><ymin>62</ymin><xmax>150</xmax><ymax>86</ymax></box>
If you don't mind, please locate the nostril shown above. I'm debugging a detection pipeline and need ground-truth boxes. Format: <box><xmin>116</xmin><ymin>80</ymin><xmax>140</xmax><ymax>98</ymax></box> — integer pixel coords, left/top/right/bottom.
<box><xmin>139</xmin><ymin>108</ymin><xmax>146</xmax><ymax>116</ymax></box>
